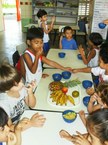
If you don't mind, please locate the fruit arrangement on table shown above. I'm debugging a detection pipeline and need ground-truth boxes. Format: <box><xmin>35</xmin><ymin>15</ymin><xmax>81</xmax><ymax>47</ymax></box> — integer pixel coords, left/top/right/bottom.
<box><xmin>48</xmin><ymin>79</ymin><xmax>81</xmax><ymax>107</ymax></box>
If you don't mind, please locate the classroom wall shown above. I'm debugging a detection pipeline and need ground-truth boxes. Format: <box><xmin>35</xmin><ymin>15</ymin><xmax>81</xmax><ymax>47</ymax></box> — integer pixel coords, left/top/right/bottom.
<box><xmin>0</xmin><ymin>1</ymin><xmax>4</xmax><ymax>31</ymax></box>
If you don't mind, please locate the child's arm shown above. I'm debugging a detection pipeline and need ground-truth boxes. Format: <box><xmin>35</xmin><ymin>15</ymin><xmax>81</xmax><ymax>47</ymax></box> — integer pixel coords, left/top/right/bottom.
<box><xmin>87</xmin><ymin>93</ymin><xmax>100</xmax><ymax>113</ymax></box>
<box><xmin>25</xmin><ymin>83</ymin><xmax>36</xmax><ymax>108</ymax></box>
<box><xmin>59</xmin><ymin>35</ymin><xmax>63</xmax><ymax>49</ymax></box>
<box><xmin>79</xmin><ymin>110</ymin><xmax>86</xmax><ymax>126</ymax></box>
<box><xmin>72</xmin><ymin>67</ymin><xmax>91</xmax><ymax>73</ymax></box>
<box><xmin>42</xmin><ymin>56</ymin><xmax>72</xmax><ymax>72</ymax></box>
<box><xmin>79</xmin><ymin>45</ymin><xmax>96</xmax><ymax>65</ymax></box>
<box><xmin>103</xmin><ymin>19</ymin><xmax>108</xmax><ymax>24</ymax></box>
<box><xmin>41</xmin><ymin>16</ymin><xmax>55</xmax><ymax>34</ymax></box>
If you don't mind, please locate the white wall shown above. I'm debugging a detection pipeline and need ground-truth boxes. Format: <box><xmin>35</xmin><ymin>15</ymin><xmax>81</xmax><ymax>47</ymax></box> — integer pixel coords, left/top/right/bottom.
<box><xmin>0</xmin><ymin>1</ymin><xmax>4</xmax><ymax>31</ymax></box>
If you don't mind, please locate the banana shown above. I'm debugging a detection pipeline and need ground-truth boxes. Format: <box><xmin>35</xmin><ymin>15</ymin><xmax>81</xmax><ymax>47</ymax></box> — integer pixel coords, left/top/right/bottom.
<box><xmin>67</xmin><ymin>95</ymin><xmax>75</xmax><ymax>105</ymax></box>
<box><xmin>64</xmin><ymin>94</ymin><xmax>68</xmax><ymax>105</ymax></box>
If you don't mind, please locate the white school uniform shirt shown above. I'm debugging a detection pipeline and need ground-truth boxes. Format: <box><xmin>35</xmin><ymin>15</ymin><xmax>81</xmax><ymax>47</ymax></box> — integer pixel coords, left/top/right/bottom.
<box><xmin>88</xmin><ymin>49</ymin><xmax>99</xmax><ymax>67</ymax></box>
<box><xmin>40</xmin><ymin>21</ymin><xmax>49</xmax><ymax>43</ymax></box>
<box><xmin>0</xmin><ymin>87</ymin><xmax>28</xmax><ymax>124</ymax></box>
<box><xmin>23</xmin><ymin>50</ymin><xmax>42</xmax><ymax>85</ymax></box>
<box><xmin>91</xmin><ymin>67</ymin><xmax>108</xmax><ymax>82</ymax></box>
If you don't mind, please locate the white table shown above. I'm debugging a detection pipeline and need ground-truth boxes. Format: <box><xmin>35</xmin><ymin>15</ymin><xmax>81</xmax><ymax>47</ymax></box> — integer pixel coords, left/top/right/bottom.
<box><xmin>43</xmin><ymin>49</ymin><xmax>86</xmax><ymax>68</ymax></box>
<box><xmin>21</xmin><ymin>110</ymin><xmax>87</xmax><ymax>145</ymax></box>
<box><xmin>34</xmin><ymin>69</ymin><xmax>92</xmax><ymax>113</ymax></box>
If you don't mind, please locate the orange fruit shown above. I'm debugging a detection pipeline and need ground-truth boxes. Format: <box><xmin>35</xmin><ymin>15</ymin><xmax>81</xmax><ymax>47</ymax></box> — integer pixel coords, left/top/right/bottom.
<box><xmin>62</xmin><ymin>87</ymin><xmax>68</xmax><ymax>94</ymax></box>
<box><xmin>72</xmin><ymin>90</ymin><xmax>79</xmax><ymax>98</ymax></box>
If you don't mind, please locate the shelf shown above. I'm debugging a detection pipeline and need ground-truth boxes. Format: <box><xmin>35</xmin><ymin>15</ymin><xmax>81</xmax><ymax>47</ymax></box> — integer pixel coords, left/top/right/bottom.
<box><xmin>32</xmin><ymin>0</ymin><xmax>79</xmax><ymax>25</ymax></box>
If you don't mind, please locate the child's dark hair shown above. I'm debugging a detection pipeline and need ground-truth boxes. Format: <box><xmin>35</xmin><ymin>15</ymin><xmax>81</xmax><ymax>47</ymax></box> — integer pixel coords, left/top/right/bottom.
<box><xmin>95</xmin><ymin>82</ymin><xmax>108</xmax><ymax>106</ymax></box>
<box><xmin>86</xmin><ymin>108</ymin><xmax>108</xmax><ymax>143</ymax></box>
<box><xmin>89</xmin><ymin>32</ymin><xmax>103</xmax><ymax>46</ymax></box>
<box><xmin>0</xmin><ymin>107</ymin><xmax>8</xmax><ymax>128</ymax></box>
<box><xmin>63</xmin><ymin>26</ymin><xmax>73</xmax><ymax>33</ymax></box>
<box><xmin>0</xmin><ymin>63</ymin><xmax>21</xmax><ymax>92</ymax></box>
<box><xmin>37</xmin><ymin>9</ymin><xmax>47</xmax><ymax>19</ymax></box>
<box><xmin>99</xmin><ymin>42</ymin><xmax>108</xmax><ymax>63</ymax></box>
<box><xmin>26</xmin><ymin>27</ymin><xmax>43</xmax><ymax>41</ymax></box>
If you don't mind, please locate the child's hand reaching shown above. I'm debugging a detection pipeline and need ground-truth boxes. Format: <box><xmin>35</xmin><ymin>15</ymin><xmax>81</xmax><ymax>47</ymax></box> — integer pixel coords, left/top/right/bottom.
<box><xmin>30</xmin><ymin>113</ymin><xmax>46</xmax><ymax>127</ymax></box>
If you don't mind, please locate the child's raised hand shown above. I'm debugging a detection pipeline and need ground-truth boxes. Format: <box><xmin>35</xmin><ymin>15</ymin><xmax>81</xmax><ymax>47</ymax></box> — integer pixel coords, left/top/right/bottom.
<box><xmin>90</xmin><ymin>93</ymin><xmax>98</xmax><ymax>104</ymax></box>
<box><xmin>30</xmin><ymin>113</ymin><xmax>46</xmax><ymax>127</ymax></box>
<box><xmin>51</xmin><ymin>16</ymin><xmax>56</xmax><ymax>24</ymax></box>
<box><xmin>7</xmin><ymin>132</ymin><xmax>17</xmax><ymax>145</ymax></box>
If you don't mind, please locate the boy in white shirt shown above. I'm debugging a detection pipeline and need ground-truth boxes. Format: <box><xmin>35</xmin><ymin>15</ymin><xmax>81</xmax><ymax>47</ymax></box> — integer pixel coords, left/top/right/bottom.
<box><xmin>37</xmin><ymin>9</ymin><xmax>55</xmax><ymax>55</ymax></box>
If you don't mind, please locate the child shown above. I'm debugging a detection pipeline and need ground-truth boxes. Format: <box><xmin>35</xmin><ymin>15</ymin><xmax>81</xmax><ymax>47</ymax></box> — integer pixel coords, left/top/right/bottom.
<box><xmin>59</xmin><ymin>108</ymin><xmax>108</xmax><ymax>145</ymax></box>
<box><xmin>79</xmin><ymin>82</ymin><xmax>108</xmax><ymax>126</ymax></box>
<box><xmin>59</xmin><ymin>26</ymin><xmax>77</xmax><ymax>50</ymax></box>
<box><xmin>79</xmin><ymin>32</ymin><xmax>103</xmax><ymax>67</ymax></box>
<box><xmin>22</xmin><ymin>27</ymin><xmax>72</xmax><ymax>85</ymax></box>
<box><xmin>0</xmin><ymin>107</ymin><xmax>20</xmax><ymax>145</ymax></box>
<box><xmin>0</xmin><ymin>107</ymin><xmax>45</xmax><ymax>145</ymax></box>
<box><xmin>72</xmin><ymin>42</ymin><xmax>108</xmax><ymax>82</ymax></box>
<box><xmin>88</xmin><ymin>82</ymin><xmax>108</xmax><ymax>113</ymax></box>
<box><xmin>0</xmin><ymin>63</ymin><xmax>37</xmax><ymax>124</ymax></box>
<box><xmin>37</xmin><ymin>9</ymin><xmax>55</xmax><ymax>55</ymax></box>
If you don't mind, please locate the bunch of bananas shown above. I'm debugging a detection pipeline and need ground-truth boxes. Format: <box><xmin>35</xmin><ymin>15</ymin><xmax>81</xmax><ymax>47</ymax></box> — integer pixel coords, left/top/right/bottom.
<box><xmin>50</xmin><ymin>90</ymin><xmax>75</xmax><ymax>106</ymax></box>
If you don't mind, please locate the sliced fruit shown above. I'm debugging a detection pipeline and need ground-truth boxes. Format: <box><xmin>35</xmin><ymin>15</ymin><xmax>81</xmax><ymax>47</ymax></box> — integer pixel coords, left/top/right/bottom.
<box><xmin>72</xmin><ymin>90</ymin><xmax>79</xmax><ymax>98</ymax></box>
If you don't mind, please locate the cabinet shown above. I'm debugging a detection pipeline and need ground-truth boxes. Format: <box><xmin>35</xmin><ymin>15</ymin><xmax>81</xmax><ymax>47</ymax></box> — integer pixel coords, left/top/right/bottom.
<box><xmin>32</xmin><ymin>0</ymin><xmax>79</xmax><ymax>25</ymax></box>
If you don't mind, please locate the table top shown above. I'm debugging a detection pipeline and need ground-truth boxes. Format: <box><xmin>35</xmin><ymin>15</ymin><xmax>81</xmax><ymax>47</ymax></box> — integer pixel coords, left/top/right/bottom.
<box><xmin>21</xmin><ymin>110</ymin><xmax>87</xmax><ymax>145</ymax></box>
<box><xmin>24</xmin><ymin>23</ymin><xmax>79</xmax><ymax>30</ymax></box>
<box><xmin>34</xmin><ymin>68</ymin><xmax>92</xmax><ymax>113</ymax></box>
<box><xmin>43</xmin><ymin>49</ymin><xmax>86</xmax><ymax>68</ymax></box>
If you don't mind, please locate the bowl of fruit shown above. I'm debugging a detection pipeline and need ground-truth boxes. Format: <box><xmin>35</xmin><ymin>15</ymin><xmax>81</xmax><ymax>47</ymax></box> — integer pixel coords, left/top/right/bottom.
<box><xmin>82</xmin><ymin>80</ymin><xmax>93</xmax><ymax>89</ymax></box>
<box><xmin>52</xmin><ymin>73</ymin><xmax>62</xmax><ymax>81</ymax></box>
<box><xmin>62</xmin><ymin>110</ymin><xmax>77</xmax><ymax>123</ymax></box>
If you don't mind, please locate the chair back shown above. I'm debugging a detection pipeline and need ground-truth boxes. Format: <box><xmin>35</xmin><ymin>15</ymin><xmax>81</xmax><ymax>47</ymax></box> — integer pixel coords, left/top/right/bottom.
<box><xmin>16</xmin><ymin>42</ymin><xmax>27</xmax><ymax>55</ymax></box>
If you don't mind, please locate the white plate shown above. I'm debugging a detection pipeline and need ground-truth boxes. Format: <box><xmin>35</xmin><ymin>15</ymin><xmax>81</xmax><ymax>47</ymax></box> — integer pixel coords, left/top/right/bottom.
<box><xmin>47</xmin><ymin>85</ymin><xmax>81</xmax><ymax>109</ymax></box>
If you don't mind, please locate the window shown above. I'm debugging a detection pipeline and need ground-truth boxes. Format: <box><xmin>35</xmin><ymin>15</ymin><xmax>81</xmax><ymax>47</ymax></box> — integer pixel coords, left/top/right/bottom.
<box><xmin>78</xmin><ymin>0</ymin><xmax>90</xmax><ymax>17</ymax></box>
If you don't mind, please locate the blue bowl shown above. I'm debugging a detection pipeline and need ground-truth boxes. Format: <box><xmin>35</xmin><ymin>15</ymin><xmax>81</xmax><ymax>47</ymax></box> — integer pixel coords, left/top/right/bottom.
<box><xmin>58</xmin><ymin>52</ymin><xmax>66</xmax><ymax>58</ymax></box>
<box><xmin>83</xmin><ymin>96</ymin><xmax>90</xmax><ymax>107</ymax></box>
<box><xmin>52</xmin><ymin>73</ymin><xmax>62</xmax><ymax>81</ymax></box>
<box><xmin>77</xmin><ymin>54</ymin><xmax>82</xmax><ymax>60</ymax></box>
<box><xmin>62</xmin><ymin>71</ymin><xmax>71</xmax><ymax>79</ymax></box>
<box><xmin>62</xmin><ymin>110</ymin><xmax>77</xmax><ymax>123</ymax></box>
<box><xmin>98</xmin><ymin>23</ymin><xmax>106</xmax><ymax>29</ymax></box>
<box><xmin>82</xmin><ymin>80</ymin><xmax>93</xmax><ymax>89</ymax></box>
